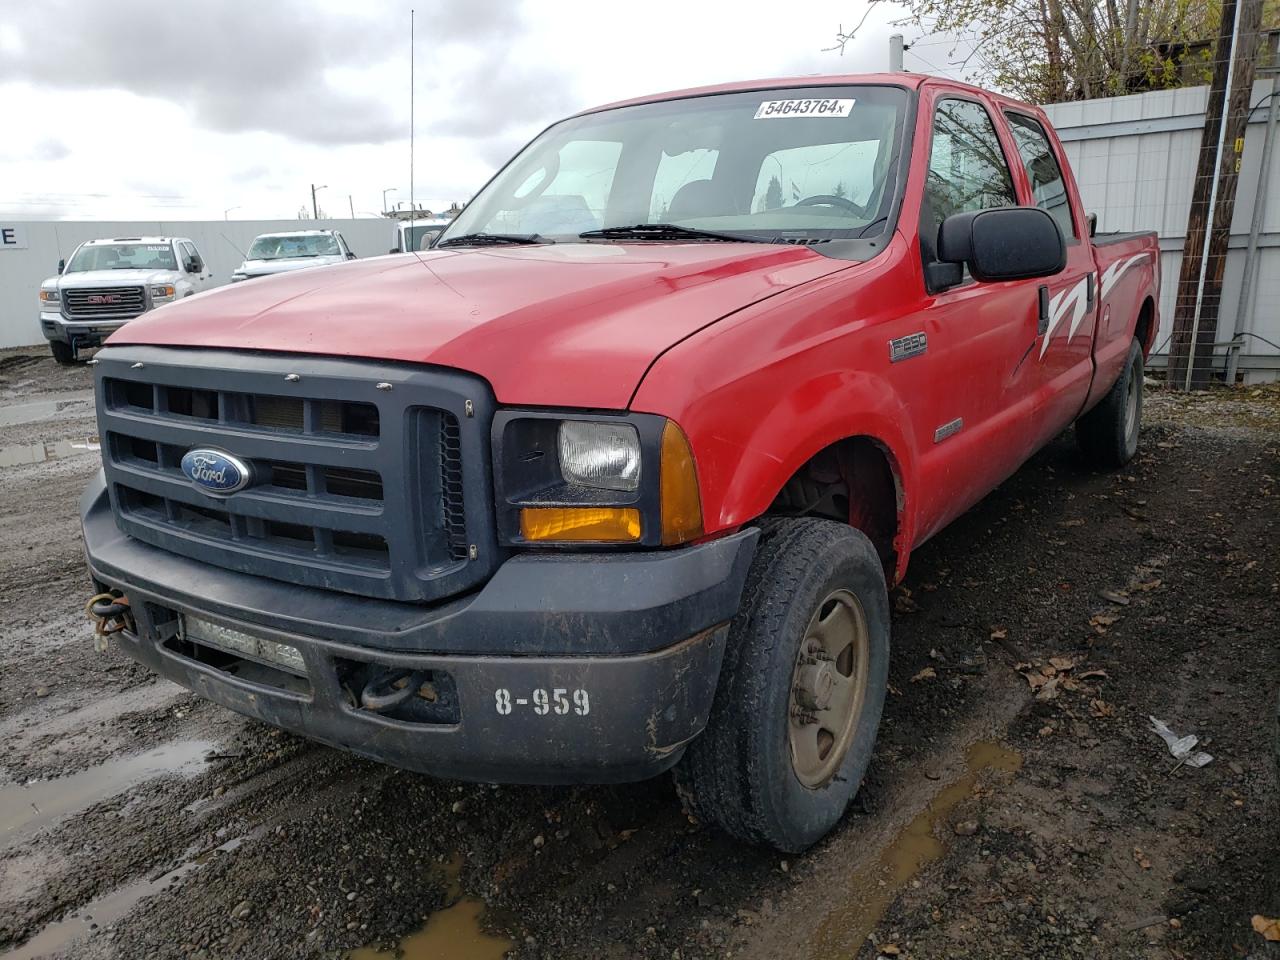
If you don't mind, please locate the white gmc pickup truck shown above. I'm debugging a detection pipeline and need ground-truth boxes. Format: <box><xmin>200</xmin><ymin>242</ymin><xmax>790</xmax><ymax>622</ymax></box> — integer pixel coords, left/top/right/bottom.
<box><xmin>38</xmin><ymin>236</ymin><xmax>213</xmax><ymax>364</ymax></box>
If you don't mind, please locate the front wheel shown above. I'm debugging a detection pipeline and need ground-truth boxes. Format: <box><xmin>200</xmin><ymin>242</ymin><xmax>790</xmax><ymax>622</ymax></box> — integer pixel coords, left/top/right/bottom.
<box><xmin>1076</xmin><ymin>336</ymin><xmax>1143</xmax><ymax>468</ymax></box>
<box><xmin>674</xmin><ymin>518</ymin><xmax>890</xmax><ymax>852</ymax></box>
<box><xmin>49</xmin><ymin>340</ymin><xmax>78</xmax><ymax>366</ymax></box>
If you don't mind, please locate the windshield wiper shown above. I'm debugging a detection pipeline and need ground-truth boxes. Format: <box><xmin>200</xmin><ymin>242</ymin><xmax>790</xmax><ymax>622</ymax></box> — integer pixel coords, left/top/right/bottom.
<box><xmin>436</xmin><ymin>232</ymin><xmax>548</xmax><ymax>248</ymax></box>
<box><xmin>579</xmin><ymin>223</ymin><xmax>764</xmax><ymax>243</ymax></box>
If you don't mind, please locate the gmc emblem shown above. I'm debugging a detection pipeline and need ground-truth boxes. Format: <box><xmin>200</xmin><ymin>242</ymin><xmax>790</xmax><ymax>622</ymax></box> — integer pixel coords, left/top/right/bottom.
<box><xmin>87</xmin><ymin>294</ymin><xmax>122</xmax><ymax>304</ymax></box>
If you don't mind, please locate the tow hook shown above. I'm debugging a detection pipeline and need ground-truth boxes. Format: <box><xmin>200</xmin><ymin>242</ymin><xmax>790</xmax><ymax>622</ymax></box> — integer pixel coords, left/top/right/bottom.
<box><xmin>359</xmin><ymin>668</ymin><xmax>433</xmax><ymax>713</ymax></box>
<box><xmin>85</xmin><ymin>592</ymin><xmax>132</xmax><ymax>652</ymax></box>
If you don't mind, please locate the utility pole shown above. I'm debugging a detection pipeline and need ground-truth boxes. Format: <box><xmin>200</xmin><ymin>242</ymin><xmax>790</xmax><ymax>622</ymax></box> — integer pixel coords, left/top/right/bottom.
<box><xmin>889</xmin><ymin>34</ymin><xmax>905</xmax><ymax>72</ymax></box>
<box><xmin>1168</xmin><ymin>0</ymin><xmax>1263</xmax><ymax>389</ymax></box>
<box><xmin>348</xmin><ymin>194</ymin><xmax>355</xmax><ymax>219</ymax></box>
<box><xmin>1228</xmin><ymin>28</ymin><xmax>1280</xmax><ymax>384</ymax></box>
<box><xmin>311</xmin><ymin>183</ymin><xmax>327</xmax><ymax>220</ymax></box>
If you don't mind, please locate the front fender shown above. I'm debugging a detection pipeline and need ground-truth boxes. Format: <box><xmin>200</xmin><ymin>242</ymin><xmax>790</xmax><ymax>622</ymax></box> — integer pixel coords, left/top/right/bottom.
<box><xmin>634</xmin><ymin>352</ymin><xmax>920</xmax><ymax>580</ymax></box>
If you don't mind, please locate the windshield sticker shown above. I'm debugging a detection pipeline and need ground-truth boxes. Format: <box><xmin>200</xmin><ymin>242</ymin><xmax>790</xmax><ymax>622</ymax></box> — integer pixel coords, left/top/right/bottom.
<box><xmin>754</xmin><ymin>98</ymin><xmax>855</xmax><ymax>119</ymax></box>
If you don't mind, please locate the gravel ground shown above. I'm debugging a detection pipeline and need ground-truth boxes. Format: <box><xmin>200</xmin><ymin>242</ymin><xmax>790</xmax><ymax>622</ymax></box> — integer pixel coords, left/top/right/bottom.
<box><xmin>0</xmin><ymin>348</ymin><xmax>1276</xmax><ymax>960</ymax></box>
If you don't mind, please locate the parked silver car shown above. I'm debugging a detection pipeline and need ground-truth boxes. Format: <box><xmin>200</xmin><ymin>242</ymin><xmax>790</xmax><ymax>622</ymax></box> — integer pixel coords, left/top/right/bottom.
<box><xmin>231</xmin><ymin>230</ymin><xmax>356</xmax><ymax>282</ymax></box>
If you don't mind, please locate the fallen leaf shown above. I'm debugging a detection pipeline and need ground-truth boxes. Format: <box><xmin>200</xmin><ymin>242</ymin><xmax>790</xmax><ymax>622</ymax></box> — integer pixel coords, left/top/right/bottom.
<box><xmin>1254</xmin><ymin>915</ymin><xmax>1280</xmax><ymax>941</ymax></box>
<box><xmin>1049</xmin><ymin>656</ymin><xmax>1076</xmax><ymax>671</ymax></box>
<box><xmin>1089</xmin><ymin>698</ymin><xmax>1114</xmax><ymax>717</ymax></box>
<box><xmin>879</xmin><ymin>946</ymin><xmax>902</xmax><ymax>957</ymax></box>
<box><xmin>1078</xmin><ymin>669</ymin><xmax>1109</xmax><ymax>680</ymax></box>
<box><xmin>1090</xmin><ymin>614</ymin><xmax>1119</xmax><ymax>627</ymax></box>
<box><xmin>1035</xmin><ymin>676</ymin><xmax>1061</xmax><ymax>701</ymax></box>
<box><xmin>910</xmin><ymin>666</ymin><xmax>936</xmax><ymax>683</ymax></box>
<box><xmin>1061</xmin><ymin>676</ymin><xmax>1080</xmax><ymax>691</ymax></box>
<box><xmin>990</xmin><ymin>628</ymin><xmax>1008</xmax><ymax>641</ymax></box>
<box><xmin>1132</xmin><ymin>578</ymin><xmax>1162</xmax><ymax>591</ymax></box>
<box><xmin>895</xmin><ymin>593</ymin><xmax>919</xmax><ymax>613</ymax></box>
<box><xmin>1099</xmin><ymin>588</ymin><xmax>1131</xmax><ymax>605</ymax></box>
<box><xmin>1133</xmin><ymin>847</ymin><xmax>1152</xmax><ymax>870</ymax></box>
<box><xmin>888</xmin><ymin>683</ymin><xmax>903</xmax><ymax>696</ymax></box>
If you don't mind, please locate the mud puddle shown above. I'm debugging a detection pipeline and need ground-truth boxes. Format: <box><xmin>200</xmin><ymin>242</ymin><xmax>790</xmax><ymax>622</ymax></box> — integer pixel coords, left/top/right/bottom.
<box><xmin>0</xmin><ymin>836</ymin><xmax>246</xmax><ymax>960</ymax></box>
<box><xmin>0</xmin><ymin>437</ymin><xmax>99</xmax><ymax>469</ymax></box>
<box><xmin>348</xmin><ymin>854</ymin><xmax>513</xmax><ymax>960</ymax></box>
<box><xmin>809</xmin><ymin>741</ymin><xmax>1022</xmax><ymax>958</ymax></box>
<box><xmin>0</xmin><ymin>739</ymin><xmax>213</xmax><ymax>846</ymax></box>
<box><xmin>0</xmin><ymin>393</ymin><xmax>94</xmax><ymax>428</ymax></box>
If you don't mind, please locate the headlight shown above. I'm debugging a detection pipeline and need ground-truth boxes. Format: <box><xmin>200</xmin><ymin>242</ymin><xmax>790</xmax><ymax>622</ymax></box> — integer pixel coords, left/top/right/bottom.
<box><xmin>150</xmin><ymin>284</ymin><xmax>175</xmax><ymax>301</ymax></box>
<box><xmin>39</xmin><ymin>289</ymin><xmax>59</xmax><ymax>303</ymax></box>
<box><xmin>557</xmin><ymin>421</ymin><xmax>640</xmax><ymax>491</ymax></box>
<box><xmin>494</xmin><ymin>412</ymin><xmax>702</xmax><ymax>547</ymax></box>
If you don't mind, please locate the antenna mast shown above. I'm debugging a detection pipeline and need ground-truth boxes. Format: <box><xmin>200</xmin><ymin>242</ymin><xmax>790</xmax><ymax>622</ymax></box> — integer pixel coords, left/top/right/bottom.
<box><xmin>409</xmin><ymin>8</ymin><xmax>415</xmax><ymax>244</ymax></box>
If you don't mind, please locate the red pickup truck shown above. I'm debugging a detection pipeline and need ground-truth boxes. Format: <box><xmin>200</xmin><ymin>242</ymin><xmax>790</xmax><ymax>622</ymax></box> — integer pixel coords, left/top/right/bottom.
<box><xmin>81</xmin><ymin>73</ymin><xmax>1159</xmax><ymax>852</ymax></box>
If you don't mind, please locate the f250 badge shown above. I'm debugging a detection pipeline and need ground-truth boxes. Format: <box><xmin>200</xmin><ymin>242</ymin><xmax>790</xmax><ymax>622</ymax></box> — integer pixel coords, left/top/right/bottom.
<box><xmin>180</xmin><ymin>448</ymin><xmax>253</xmax><ymax>495</ymax></box>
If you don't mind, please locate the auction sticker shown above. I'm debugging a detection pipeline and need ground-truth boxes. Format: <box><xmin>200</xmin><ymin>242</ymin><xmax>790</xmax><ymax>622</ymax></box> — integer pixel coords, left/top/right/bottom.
<box><xmin>754</xmin><ymin>98</ymin><xmax>855</xmax><ymax>119</ymax></box>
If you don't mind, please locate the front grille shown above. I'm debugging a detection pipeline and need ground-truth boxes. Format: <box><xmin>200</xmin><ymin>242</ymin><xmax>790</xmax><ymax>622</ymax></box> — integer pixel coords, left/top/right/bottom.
<box><xmin>95</xmin><ymin>347</ymin><xmax>497</xmax><ymax>603</ymax></box>
<box><xmin>63</xmin><ymin>286</ymin><xmax>147</xmax><ymax>320</ymax></box>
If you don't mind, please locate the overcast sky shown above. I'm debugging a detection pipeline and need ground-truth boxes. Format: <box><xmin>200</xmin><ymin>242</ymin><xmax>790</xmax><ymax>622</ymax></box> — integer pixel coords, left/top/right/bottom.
<box><xmin>0</xmin><ymin>0</ymin><xmax>968</xmax><ymax>223</ymax></box>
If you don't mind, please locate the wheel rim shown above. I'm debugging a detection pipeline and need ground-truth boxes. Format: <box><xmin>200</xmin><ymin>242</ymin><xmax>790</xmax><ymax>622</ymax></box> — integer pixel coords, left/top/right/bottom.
<box><xmin>788</xmin><ymin>588</ymin><xmax>870</xmax><ymax>789</ymax></box>
<box><xmin>1124</xmin><ymin>360</ymin><xmax>1139</xmax><ymax>439</ymax></box>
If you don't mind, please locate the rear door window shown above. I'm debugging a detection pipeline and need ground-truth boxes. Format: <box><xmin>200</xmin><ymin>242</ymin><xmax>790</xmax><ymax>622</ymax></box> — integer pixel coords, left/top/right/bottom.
<box><xmin>1005</xmin><ymin>112</ymin><xmax>1076</xmax><ymax>239</ymax></box>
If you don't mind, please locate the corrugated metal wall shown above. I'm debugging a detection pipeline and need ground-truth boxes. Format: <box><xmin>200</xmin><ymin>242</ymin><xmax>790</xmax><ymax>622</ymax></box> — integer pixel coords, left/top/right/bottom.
<box><xmin>1043</xmin><ymin>81</ymin><xmax>1280</xmax><ymax>381</ymax></box>
<box><xmin>0</xmin><ymin>219</ymin><xmax>405</xmax><ymax>350</ymax></box>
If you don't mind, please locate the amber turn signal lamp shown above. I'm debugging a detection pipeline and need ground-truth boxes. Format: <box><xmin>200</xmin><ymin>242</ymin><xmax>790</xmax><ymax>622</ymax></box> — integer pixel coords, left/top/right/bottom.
<box><xmin>660</xmin><ymin>420</ymin><xmax>704</xmax><ymax>546</ymax></box>
<box><xmin>520</xmin><ymin>507</ymin><xmax>641</xmax><ymax>542</ymax></box>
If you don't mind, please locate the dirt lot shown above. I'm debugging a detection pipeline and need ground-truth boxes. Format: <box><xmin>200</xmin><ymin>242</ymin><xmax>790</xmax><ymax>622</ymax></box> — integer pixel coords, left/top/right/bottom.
<box><xmin>0</xmin><ymin>347</ymin><xmax>1277</xmax><ymax>960</ymax></box>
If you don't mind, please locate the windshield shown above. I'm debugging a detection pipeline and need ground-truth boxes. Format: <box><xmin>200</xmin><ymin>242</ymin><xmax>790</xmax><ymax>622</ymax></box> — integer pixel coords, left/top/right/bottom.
<box><xmin>440</xmin><ymin>85</ymin><xmax>908</xmax><ymax>245</ymax></box>
<box><xmin>65</xmin><ymin>242</ymin><xmax>177</xmax><ymax>272</ymax></box>
<box><xmin>247</xmin><ymin>234</ymin><xmax>341</xmax><ymax>260</ymax></box>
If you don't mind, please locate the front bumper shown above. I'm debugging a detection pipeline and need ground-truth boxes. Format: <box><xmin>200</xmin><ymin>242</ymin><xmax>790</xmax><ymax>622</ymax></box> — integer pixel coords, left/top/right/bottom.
<box><xmin>82</xmin><ymin>475</ymin><xmax>757</xmax><ymax>783</ymax></box>
<box><xmin>41</xmin><ymin>313</ymin><xmax>132</xmax><ymax>351</ymax></box>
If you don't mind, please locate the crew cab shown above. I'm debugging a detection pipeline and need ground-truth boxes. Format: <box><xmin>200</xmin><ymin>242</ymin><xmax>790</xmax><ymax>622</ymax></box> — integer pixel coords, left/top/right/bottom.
<box><xmin>231</xmin><ymin>229</ymin><xmax>356</xmax><ymax>282</ymax></box>
<box><xmin>80</xmin><ymin>74</ymin><xmax>1159</xmax><ymax>852</ymax></box>
<box><xmin>39</xmin><ymin>237</ymin><xmax>211</xmax><ymax>364</ymax></box>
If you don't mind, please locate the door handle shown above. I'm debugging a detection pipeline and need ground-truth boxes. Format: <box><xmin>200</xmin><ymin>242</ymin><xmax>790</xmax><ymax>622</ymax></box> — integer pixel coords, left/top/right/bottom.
<box><xmin>1037</xmin><ymin>285</ymin><xmax>1050</xmax><ymax>336</ymax></box>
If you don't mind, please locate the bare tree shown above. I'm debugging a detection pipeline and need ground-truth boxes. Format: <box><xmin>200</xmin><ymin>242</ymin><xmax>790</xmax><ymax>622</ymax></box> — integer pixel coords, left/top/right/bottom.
<box><xmin>833</xmin><ymin>0</ymin><xmax>1231</xmax><ymax>102</ymax></box>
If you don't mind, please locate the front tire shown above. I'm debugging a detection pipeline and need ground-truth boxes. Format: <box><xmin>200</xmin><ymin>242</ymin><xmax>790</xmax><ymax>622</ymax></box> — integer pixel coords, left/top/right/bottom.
<box><xmin>49</xmin><ymin>341</ymin><xmax>78</xmax><ymax>366</ymax></box>
<box><xmin>674</xmin><ymin>518</ymin><xmax>890</xmax><ymax>852</ymax></box>
<box><xmin>1076</xmin><ymin>336</ymin><xmax>1143</xmax><ymax>468</ymax></box>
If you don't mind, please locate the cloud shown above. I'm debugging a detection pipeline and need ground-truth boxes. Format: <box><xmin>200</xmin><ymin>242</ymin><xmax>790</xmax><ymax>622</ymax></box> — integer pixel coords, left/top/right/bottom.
<box><xmin>0</xmin><ymin>0</ymin><xmax>404</xmax><ymax>145</ymax></box>
<box><xmin>31</xmin><ymin>138</ymin><xmax>70</xmax><ymax>162</ymax></box>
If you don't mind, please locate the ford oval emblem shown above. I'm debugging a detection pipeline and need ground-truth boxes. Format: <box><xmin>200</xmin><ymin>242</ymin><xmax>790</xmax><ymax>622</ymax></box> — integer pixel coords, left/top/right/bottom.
<box><xmin>180</xmin><ymin>448</ymin><xmax>253</xmax><ymax>495</ymax></box>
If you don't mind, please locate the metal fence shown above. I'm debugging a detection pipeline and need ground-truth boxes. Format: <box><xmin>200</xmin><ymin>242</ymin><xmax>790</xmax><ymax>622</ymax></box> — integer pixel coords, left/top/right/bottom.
<box><xmin>0</xmin><ymin>219</ymin><xmax>404</xmax><ymax>350</ymax></box>
<box><xmin>1043</xmin><ymin>79</ymin><xmax>1280</xmax><ymax>382</ymax></box>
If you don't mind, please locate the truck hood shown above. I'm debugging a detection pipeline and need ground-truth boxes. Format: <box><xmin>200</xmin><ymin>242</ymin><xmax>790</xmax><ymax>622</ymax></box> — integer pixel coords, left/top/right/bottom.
<box><xmin>235</xmin><ymin>256</ymin><xmax>345</xmax><ymax>278</ymax></box>
<box><xmin>110</xmin><ymin>243</ymin><xmax>847</xmax><ymax>408</ymax></box>
<box><xmin>57</xmin><ymin>268</ymin><xmax>180</xmax><ymax>288</ymax></box>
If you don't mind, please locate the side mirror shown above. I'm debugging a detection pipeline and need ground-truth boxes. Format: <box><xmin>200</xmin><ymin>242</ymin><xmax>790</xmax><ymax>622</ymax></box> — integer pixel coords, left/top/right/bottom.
<box><xmin>389</xmin><ymin>247</ymin><xmax>401</xmax><ymax>254</ymax></box>
<box><xmin>57</xmin><ymin>258</ymin><xmax>66</xmax><ymax>274</ymax></box>
<box><xmin>937</xmin><ymin>207</ymin><xmax>1066</xmax><ymax>284</ymax></box>
<box><xmin>347</xmin><ymin>251</ymin><xmax>357</xmax><ymax>260</ymax></box>
<box><xmin>1087</xmin><ymin>212</ymin><xmax>1098</xmax><ymax>237</ymax></box>
<box><xmin>186</xmin><ymin>258</ymin><xmax>203</xmax><ymax>274</ymax></box>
